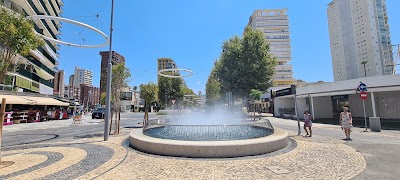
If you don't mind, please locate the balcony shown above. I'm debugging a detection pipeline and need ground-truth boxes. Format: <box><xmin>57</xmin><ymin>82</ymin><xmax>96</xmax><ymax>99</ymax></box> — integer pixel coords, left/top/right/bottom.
<box><xmin>17</xmin><ymin>68</ymin><xmax>53</xmax><ymax>88</ymax></box>
<box><xmin>25</xmin><ymin>55</ymin><xmax>55</xmax><ymax>77</ymax></box>
<box><xmin>27</xmin><ymin>0</ymin><xmax>57</xmax><ymax>39</ymax></box>
<box><xmin>48</xmin><ymin>0</ymin><xmax>59</xmax><ymax>17</ymax></box>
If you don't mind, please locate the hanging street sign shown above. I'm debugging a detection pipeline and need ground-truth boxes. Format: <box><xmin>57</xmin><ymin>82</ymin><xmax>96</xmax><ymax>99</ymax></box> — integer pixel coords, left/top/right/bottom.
<box><xmin>360</xmin><ymin>91</ymin><xmax>368</xmax><ymax>100</ymax></box>
<box><xmin>358</xmin><ymin>82</ymin><xmax>367</xmax><ymax>91</ymax></box>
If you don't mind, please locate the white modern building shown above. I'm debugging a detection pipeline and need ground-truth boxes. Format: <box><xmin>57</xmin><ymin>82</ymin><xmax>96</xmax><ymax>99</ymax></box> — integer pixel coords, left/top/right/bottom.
<box><xmin>1</xmin><ymin>0</ymin><xmax>63</xmax><ymax>95</ymax></box>
<box><xmin>248</xmin><ymin>9</ymin><xmax>295</xmax><ymax>87</ymax></box>
<box><xmin>327</xmin><ymin>0</ymin><xmax>394</xmax><ymax>81</ymax></box>
<box><xmin>73</xmin><ymin>66</ymin><xmax>93</xmax><ymax>87</ymax></box>
<box><xmin>273</xmin><ymin>75</ymin><xmax>400</xmax><ymax>123</ymax></box>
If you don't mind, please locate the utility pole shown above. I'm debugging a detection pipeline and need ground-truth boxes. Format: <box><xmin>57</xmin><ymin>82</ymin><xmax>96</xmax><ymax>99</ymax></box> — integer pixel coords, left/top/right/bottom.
<box><xmin>360</xmin><ymin>61</ymin><xmax>368</xmax><ymax>132</ymax></box>
<box><xmin>104</xmin><ymin>0</ymin><xmax>115</xmax><ymax>141</ymax></box>
<box><xmin>0</xmin><ymin>98</ymin><xmax>6</xmax><ymax>163</ymax></box>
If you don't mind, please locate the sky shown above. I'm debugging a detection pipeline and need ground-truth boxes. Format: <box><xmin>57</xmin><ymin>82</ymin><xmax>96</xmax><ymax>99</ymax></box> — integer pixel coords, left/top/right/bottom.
<box><xmin>58</xmin><ymin>0</ymin><xmax>400</xmax><ymax>93</ymax></box>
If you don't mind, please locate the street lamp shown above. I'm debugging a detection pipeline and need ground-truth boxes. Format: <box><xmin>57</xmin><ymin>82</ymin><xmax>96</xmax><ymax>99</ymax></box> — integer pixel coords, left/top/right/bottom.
<box><xmin>104</xmin><ymin>0</ymin><xmax>115</xmax><ymax>141</ymax></box>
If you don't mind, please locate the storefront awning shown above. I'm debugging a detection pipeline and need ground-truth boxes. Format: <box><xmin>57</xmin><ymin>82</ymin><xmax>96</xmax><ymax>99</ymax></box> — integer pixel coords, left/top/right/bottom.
<box><xmin>0</xmin><ymin>94</ymin><xmax>69</xmax><ymax>106</ymax></box>
<box><xmin>0</xmin><ymin>95</ymin><xmax>35</xmax><ymax>105</ymax></box>
<box><xmin>23</xmin><ymin>96</ymin><xmax>69</xmax><ymax>106</ymax></box>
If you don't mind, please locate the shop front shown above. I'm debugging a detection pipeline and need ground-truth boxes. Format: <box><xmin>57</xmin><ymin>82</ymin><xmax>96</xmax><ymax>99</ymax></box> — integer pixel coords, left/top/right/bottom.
<box><xmin>0</xmin><ymin>93</ymin><xmax>69</xmax><ymax>125</ymax></box>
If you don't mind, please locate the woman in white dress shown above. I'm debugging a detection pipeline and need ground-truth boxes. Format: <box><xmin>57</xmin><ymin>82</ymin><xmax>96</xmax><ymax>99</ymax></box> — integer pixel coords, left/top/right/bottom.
<box><xmin>340</xmin><ymin>106</ymin><xmax>353</xmax><ymax>140</ymax></box>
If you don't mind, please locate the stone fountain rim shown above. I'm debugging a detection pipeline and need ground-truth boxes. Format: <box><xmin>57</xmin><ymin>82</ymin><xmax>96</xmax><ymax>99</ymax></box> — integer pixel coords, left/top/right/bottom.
<box><xmin>129</xmin><ymin>128</ymin><xmax>289</xmax><ymax>158</ymax></box>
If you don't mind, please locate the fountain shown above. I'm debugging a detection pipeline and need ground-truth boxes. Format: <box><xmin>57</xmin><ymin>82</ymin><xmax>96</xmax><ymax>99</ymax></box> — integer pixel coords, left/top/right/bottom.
<box><xmin>129</xmin><ymin>116</ymin><xmax>289</xmax><ymax>158</ymax></box>
<box><xmin>130</xmin><ymin>69</ymin><xmax>288</xmax><ymax>158</ymax></box>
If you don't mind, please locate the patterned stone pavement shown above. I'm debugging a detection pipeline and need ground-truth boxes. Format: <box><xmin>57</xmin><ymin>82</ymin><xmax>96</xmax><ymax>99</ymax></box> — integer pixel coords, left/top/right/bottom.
<box><xmin>0</xmin><ymin>129</ymin><xmax>366</xmax><ymax>179</ymax></box>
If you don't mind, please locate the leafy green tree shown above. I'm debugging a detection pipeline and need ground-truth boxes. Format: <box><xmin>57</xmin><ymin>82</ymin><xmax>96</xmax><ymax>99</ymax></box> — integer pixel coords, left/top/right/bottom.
<box><xmin>140</xmin><ymin>82</ymin><xmax>158</xmax><ymax>126</ymax></box>
<box><xmin>158</xmin><ymin>72</ymin><xmax>184</xmax><ymax>107</ymax></box>
<box><xmin>205</xmin><ymin>61</ymin><xmax>221</xmax><ymax>106</ymax></box>
<box><xmin>0</xmin><ymin>9</ymin><xmax>44</xmax><ymax>84</ymax></box>
<box><xmin>100</xmin><ymin>92</ymin><xmax>106</xmax><ymax>105</ymax></box>
<box><xmin>249</xmin><ymin>89</ymin><xmax>263</xmax><ymax>120</ymax></box>
<box><xmin>109</xmin><ymin>63</ymin><xmax>131</xmax><ymax>134</ymax></box>
<box><xmin>217</xmin><ymin>26</ymin><xmax>277</xmax><ymax>98</ymax></box>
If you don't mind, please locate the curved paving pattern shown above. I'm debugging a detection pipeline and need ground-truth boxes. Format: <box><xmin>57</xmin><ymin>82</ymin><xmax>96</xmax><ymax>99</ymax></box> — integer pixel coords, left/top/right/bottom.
<box><xmin>0</xmin><ymin>129</ymin><xmax>367</xmax><ymax>179</ymax></box>
<box><xmin>40</xmin><ymin>144</ymin><xmax>113</xmax><ymax>180</ymax></box>
<box><xmin>1</xmin><ymin>142</ymin><xmax>115</xmax><ymax>180</ymax></box>
<box><xmin>0</xmin><ymin>152</ymin><xmax>63</xmax><ymax>179</ymax></box>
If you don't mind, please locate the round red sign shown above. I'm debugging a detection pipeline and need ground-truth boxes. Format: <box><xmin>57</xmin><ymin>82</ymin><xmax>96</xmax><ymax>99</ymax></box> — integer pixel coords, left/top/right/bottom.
<box><xmin>360</xmin><ymin>91</ymin><xmax>368</xmax><ymax>100</ymax></box>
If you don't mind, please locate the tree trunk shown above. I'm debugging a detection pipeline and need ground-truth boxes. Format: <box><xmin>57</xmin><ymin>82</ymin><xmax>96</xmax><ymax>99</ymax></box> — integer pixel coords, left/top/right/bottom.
<box><xmin>109</xmin><ymin>110</ymin><xmax>113</xmax><ymax>135</ymax></box>
<box><xmin>144</xmin><ymin>107</ymin><xmax>148</xmax><ymax>127</ymax></box>
<box><xmin>117</xmin><ymin>110</ymin><xmax>121</xmax><ymax>134</ymax></box>
<box><xmin>253</xmin><ymin>103</ymin><xmax>256</xmax><ymax>121</ymax></box>
<box><xmin>114</xmin><ymin>109</ymin><xmax>118</xmax><ymax>134</ymax></box>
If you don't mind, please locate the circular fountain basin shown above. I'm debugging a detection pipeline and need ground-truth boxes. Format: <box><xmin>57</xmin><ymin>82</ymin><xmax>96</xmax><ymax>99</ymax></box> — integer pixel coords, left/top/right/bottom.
<box><xmin>129</xmin><ymin>121</ymin><xmax>289</xmax><ymax>158</ymax></box>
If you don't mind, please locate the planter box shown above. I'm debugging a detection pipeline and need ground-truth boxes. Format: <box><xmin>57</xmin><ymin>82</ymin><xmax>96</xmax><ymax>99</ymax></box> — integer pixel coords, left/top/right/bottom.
<box><xmin>13</xmin><ymin>120</ymin><xmax>21</xmax><ymax>124</ymax></box>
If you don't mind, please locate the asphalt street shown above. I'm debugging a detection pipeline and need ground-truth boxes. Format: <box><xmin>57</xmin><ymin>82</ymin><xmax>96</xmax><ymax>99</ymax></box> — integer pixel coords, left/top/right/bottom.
<box><xmin>1</xmin><ymin>113</ymin><xmax>146</xmax><ymax>147</ymax></box>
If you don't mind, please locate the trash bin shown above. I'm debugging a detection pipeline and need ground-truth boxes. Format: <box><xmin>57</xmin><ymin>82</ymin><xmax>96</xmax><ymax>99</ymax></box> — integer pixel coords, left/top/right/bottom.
<box><xmin>369</xmin><ymin>117</ymin><xmax>381</xmax><ymax>132</ymax></box>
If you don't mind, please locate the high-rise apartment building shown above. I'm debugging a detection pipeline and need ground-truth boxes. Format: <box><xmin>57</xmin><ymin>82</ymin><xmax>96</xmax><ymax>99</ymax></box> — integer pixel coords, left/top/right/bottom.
<box><xmin>73</xmin><ymin>66</ymin><xmax>93</xmax><ymax>87</ymax></box>
<box><xmin>68</xmin><ymin>75</ymin><xmax>74</xmax><ymax>98</ymax></box>
<box><xmin>327</xmin><ymin>0</ymin><xmax>394</xmax><ymax>81</ymax></box>
<box><xmin>157</xmin><ymin>58</ymin><xmax>177</xmax><ymax>82</ymax></box>
<box><xmin>248</xmin><ymin>9</ymin><xmax>295</xmax><ymax>87</ymax></box>
<box><xmin>66</xmin><ymin>67</ymin><xmax>92</xmax><ymax>102</ymax></box>
<box><xmin>53</xmin><ymin>70</ymin><xmax>64</xmax><ymax>97</ymax></box>
<box><xmin>80</xmin><ymin>84</ymin><xmax>100</xmax><ymax>108</ymax></box>
<box><xmin>1</xmin><ymin>0</ymin><xmax>63</xmax><ymax>95</ymax></box>
<box><xmin>99</xmin><ymin>51</ymin><xmax>125</xmax><ymax>94</ymax></box>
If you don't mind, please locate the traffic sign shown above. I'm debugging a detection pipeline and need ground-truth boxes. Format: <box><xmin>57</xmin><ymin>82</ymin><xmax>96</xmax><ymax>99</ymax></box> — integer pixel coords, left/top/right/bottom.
<box><xmin>171</xmin><ymin>100</ymin><xmax>176</xmax><ymax>105</ymax></box>
<box><xmin>358</xmin><ymin>83</ymin><xmax>367</xmax><ymax>91</ymax></box>
<box><xmin>360</xmin><ymin>91</ymin><xmax>368</xmax><ymax>100</ymax></box>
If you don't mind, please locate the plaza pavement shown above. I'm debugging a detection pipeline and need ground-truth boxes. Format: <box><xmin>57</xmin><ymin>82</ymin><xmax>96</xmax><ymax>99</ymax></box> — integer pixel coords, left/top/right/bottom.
<box><xmin>0</xmin><ymin>112</ymin><xmax>399</xmax><ymax>179</ymax></box>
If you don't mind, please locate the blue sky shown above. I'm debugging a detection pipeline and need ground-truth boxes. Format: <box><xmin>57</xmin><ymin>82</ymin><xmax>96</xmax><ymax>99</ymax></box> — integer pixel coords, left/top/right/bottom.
<box><xmin>58</xmin><ymin>0</ymin><xmax>400</xmax><ymax>93</ymax></box>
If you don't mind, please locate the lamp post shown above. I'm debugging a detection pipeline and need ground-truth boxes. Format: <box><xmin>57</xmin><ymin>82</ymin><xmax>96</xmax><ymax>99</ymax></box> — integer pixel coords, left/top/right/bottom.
<box><xmin>104</xmin><ymin>0</ymin><xmax>115</xmax><ymax>141</ymax></box>
<box><xmin>360</xmin><ymin>61</ymin><xmax>368</xmax><ymax>132</ymax></box>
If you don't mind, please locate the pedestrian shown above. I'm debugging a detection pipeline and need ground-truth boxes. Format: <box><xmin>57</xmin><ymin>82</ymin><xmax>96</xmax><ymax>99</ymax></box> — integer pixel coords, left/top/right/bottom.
<box><xmin>340</xmin><ymin>106</ymin><xmax>353</xmax><ymax>140</ymax></box>
<box><xmin>303</xmin><ymin>110</ymin><xmax>312</xmax><ymax>137</ymax></box>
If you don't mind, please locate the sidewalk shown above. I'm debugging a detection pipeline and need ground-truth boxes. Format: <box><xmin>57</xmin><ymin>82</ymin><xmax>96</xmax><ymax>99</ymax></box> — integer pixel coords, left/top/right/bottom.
<box><xmin>2</xmin><ymin>114</ymin><xmax>103</xmax><ymax>133</ymax></box>
<box><xmin>266</xmin><ymin>116</ymin><xmax>400</xmax><ymax>138</ymax></box>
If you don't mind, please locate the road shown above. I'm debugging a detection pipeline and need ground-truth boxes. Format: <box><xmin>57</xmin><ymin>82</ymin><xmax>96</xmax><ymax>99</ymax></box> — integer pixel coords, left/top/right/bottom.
<box><xmin>1</xmin><ymin>113</ymin><xmax>145</xmax><ymax>147</ymax></box>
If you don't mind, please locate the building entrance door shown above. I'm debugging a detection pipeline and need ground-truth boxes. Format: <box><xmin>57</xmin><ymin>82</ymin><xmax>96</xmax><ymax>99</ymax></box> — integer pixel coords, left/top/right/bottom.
<box><xmin>331</xmin><ymin>95</ymin><xmax>349</xmax><ymax>118</ymax></box>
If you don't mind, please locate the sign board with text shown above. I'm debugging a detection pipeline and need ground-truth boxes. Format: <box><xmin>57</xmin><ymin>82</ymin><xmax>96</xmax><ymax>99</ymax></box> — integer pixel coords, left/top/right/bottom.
<box><xmin>273</xmin><ymin>86</ymin><xmax>296</xmax><ymax>98</ymax></box>
<box><xmin>360</xmin><ymin>91</ymin><xmax>368</xmax><ymax>100</ymax></box>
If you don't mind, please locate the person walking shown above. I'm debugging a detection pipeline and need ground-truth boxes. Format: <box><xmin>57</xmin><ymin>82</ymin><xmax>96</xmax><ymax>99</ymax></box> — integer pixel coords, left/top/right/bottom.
<box><xmin>303</xmin><ymin>110</ymin><xmax>312</xmax><ymax>137</ymax></box>
<box><xmin>340</xmin><ymin>106</ymin><xmax>353</xmax><ymax>140</ymax></box>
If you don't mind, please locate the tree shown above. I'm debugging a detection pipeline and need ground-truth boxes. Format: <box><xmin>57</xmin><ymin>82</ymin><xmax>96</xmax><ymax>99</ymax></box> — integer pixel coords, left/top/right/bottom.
<box><xmin>0</xmin><ymin>9</ymin><xmax>44</xmax><ymax>84</ymax></box>
<box><xmin>158</xmin><ymin>72</ymin><xmax>184</xmax><ymax>107</ymax></box>
<box><xmin>249</xmin><ymin>89</ymin><xmax>263</xmax><ymax>120</ymax></box>
<box><xmin>109</xmin><ymin>63</ymin><xmax>131</xmax><ymax>135</ymax></box>
<box><xmin>140</xmin><ymin>82</ymin><xmax>158</xmax><ymax>126</ymax></box>
<box><xmin>217</xmin><ymin>26</ymin><xmax>277</xmax><ymax>98</ymax></box>
<box><xmin>100</xmin><ymin>92</ymin><xmax>106</xmax><ymax>105</ymax></box>
<box><xmin>205</xmin><ymin>61</ymin><xmax>221</xmax><ymax>106</ymax></box>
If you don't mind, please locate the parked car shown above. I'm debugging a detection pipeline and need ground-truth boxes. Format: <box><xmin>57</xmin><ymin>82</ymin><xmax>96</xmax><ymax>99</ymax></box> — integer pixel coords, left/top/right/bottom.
<box><xmin>92</xmin><ymin>107</ymin><xmax>105</xmax><ymax>119</ymax></box>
